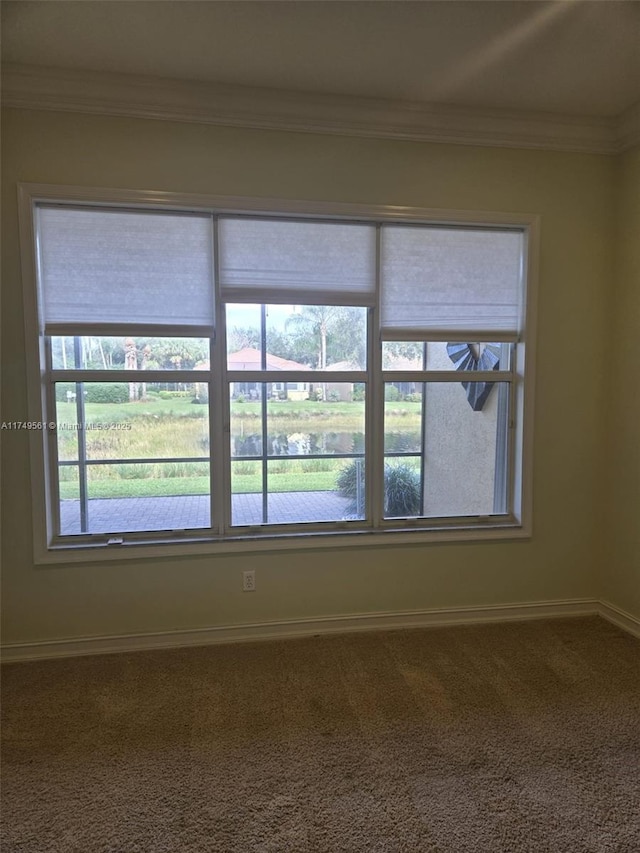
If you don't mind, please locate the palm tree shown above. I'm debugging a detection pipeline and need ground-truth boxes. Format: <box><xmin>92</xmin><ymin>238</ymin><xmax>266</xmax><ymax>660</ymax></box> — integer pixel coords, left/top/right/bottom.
<box><xmin>285</xmin><ymin>305</ymin><xmax>341</xmax><ymax>369</ymax></box>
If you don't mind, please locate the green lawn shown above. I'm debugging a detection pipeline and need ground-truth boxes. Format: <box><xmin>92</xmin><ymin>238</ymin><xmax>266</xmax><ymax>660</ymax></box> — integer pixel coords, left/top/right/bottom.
<box><xmin>59</xmin><ymin>470</ymin><xmax>339</xmax><ymax>499</ymax></box>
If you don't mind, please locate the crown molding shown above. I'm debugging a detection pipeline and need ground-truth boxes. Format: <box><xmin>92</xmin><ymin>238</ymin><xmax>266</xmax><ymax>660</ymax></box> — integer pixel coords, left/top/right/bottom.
<box><xmin>2</xmin><ymin>62</ymin><xmax>634</xmax><ymax>156</ymax></box>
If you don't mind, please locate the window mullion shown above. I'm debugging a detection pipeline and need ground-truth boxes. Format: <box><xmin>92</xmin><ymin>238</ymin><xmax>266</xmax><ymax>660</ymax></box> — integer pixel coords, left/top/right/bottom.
<box><xmin>72</xmin><ymin>336</ymin><xmax>90</xmax><ymax>534</ymax></box>
<box><xmin>492</xmin><ymin>343</ymin><xmax>513</xmax><ymax>514</ymax></box>
<box><xmin>505</xmin><ymin>345</ymin><xmax>519</xmax><ymax>518</ymax></box>
<box><xmin>211</xmin><ymin>217</ymin><xmax>228</xmax><ymax>537</ymax></box>
<box><xmin>369</xmin><ymin>225</ymin><xmax>384</xmax><ymax>529</ymax></box>
<box><xmin>260</xmin><ymin>305</ymin><xmax>268</xmax><ymax>524</ymax></box>
<box><xmin>44</xmin><ymin>337</ymin><xmax>62</xmax><ymax>541</ymax></box>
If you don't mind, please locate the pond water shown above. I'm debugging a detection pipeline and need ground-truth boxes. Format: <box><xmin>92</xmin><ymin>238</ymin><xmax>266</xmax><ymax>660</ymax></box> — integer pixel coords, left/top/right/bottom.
<box><xmin>230</xmin><ymin>431</ymin><xmax>421</xmax><ymax>457</ymax></box>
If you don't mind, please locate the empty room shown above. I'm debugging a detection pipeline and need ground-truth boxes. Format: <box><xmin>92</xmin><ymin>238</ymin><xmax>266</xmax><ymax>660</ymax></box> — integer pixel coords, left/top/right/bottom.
<box><xmin>1</xmin><ymin>2</ymin><xmax>639</xmax><ymax>851</ymax></box>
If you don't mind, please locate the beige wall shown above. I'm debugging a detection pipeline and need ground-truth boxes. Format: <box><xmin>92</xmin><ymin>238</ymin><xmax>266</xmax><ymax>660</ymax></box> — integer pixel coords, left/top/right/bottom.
<box><xmin>1</xmin><ymin>108</ymin><xmax>615</xmax><ymax>645</ymax></box>
<box><xmin>603</xmin><ymin>146</ymin><xmax>640</xmax><ymax>619</ymax></box>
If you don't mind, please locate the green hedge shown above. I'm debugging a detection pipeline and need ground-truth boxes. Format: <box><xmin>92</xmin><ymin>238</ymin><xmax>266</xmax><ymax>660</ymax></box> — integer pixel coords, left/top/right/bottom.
<box><xmin>55</xmin><ymin>383</ymin><xmax>130</xmax><ymax>404</ymax></box>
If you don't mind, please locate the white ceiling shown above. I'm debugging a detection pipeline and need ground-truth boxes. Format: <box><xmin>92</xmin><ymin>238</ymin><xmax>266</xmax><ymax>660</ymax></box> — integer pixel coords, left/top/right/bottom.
<box><xmin>2</xmin><ymin>1</ymin><xmax>639</xmax><ymax>119</ymax></box>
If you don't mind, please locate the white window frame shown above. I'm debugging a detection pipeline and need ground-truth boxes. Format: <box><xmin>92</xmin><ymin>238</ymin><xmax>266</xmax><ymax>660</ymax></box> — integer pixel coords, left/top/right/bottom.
<box><xmin>18</xmin><ymin>183</ymin><xmax>539</xmax><ymax>564</ymax></box>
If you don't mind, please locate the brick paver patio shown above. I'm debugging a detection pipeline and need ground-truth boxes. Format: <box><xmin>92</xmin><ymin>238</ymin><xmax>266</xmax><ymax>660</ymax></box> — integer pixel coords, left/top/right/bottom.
<box><xmin>59</xmin><ymin>490</ymin><xmax>354</xmax><ymax>535</ymax></box>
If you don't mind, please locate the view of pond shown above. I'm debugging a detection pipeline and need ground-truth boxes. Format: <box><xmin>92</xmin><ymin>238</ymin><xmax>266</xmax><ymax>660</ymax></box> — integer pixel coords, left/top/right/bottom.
<box><xmin>230</xmin><ymin>431</ymin><xmax>422</xmax><ymax>457</ymax></box>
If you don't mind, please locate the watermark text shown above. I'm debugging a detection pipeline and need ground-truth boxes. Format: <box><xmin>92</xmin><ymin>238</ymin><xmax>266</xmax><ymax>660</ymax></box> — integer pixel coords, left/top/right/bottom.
<box><xmin>1</xmin><ymin>421</ymin><xmax>132</xmax><ymax>431</ymax></box>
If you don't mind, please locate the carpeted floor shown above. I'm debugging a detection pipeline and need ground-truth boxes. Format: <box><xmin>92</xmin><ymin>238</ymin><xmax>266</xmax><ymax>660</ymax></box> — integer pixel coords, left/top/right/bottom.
<box><xmin>2</xmin><ymin>616</ymin><xmax>639</xmax><ymax>852</ymax></box>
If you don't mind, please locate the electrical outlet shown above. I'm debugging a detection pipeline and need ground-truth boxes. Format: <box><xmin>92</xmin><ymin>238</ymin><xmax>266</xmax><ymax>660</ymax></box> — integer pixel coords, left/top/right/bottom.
<box><xmin>242</xmin><ymin>570</ymin><xmax>256</xmax><ymax>592</ymax></box>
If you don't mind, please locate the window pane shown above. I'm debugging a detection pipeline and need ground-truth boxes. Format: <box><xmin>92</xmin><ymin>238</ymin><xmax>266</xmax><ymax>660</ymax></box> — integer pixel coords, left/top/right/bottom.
<box><xmin>231</xmin><ymin>460</ymin><xmax>263</xmax><ymax>525</ymax></box>
<box><xmin>383</xmin><ymin>457</ymin><xmax>423</xmax><ymax>518</ymax></box>
<box><xmin>58</xmin><ymin>461</ymin><xmax>210</xmax><ymax>535</ymax></box>
<box><xmin>226</xmin><ymin>304</ymin><xmax>262</xmax><ymax>369</ymax></box>
<box><xmin>382</xmin><ymin>341</ymin><xmax>426</xmax><ymax>370</ymax></box>
<box><xmin>54</xmin><ymin>383</ymin><xmax>209</xmax><ymax>461</ymax></box>
<box><xmin>56</xmin><ymin>418</ymin><xmax>79</xmax><ymax>461</ymax></box>
<box><xmin>383</xmin><ymin>381</ymin><xmax>510</xmax><ymax>519</ymax></box>
<box><xmin>230</xmin><ymin>383</ymin><xmax>365</xmax><ymax>526</ymax></box>
<box><xmin>226</xmin><ymin>304</ymin><xmax>367</xmax><ymax>372</ymax></box>
<box><xmin>384</xmin><ymin>390</ymin><xmax>423</xmax><ymax>455</ymax></box>
<box><xmin>231</xmin><ymin>458</ymin><xmax>364</xmax><ymax>526</ymax></box>
<box><xmin>269</xmin><ymin>306</ymin><xmax>367</xmax><ymax>371</ymax></box>
<box><xmin>51</xmin><ymin>337</ymin><xmax>210</xmax><ymax>370</ymax></box>
<box><xmin>423</xmin><ymin>381</ymin><xmax>509</xmax><ymax>517</ymax></box>
<box><xmin>58</xmin><ymin>465</ymin><xmax>81</xmax><ymax>535</ymax></box>
<box><xmin>55</xmin><ymin>380</ymin><xmax>211</xmax><ymax>536</ymax></box>
<box><xmin>384</xmin><ymin>389</ymin><xmax>424</xmax><ymax>517</ymax></box>
<box><xmin>267</xmin><ymin>459</ymin><xmax>363</xmax><ymax>523</ymax></box>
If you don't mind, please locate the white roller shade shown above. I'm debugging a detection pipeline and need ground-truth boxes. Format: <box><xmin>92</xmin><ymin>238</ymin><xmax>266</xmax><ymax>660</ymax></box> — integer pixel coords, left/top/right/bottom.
<box><xmin>381</xmin><ymin>226</ymin><xmax>523</xmax><ymax>338</ymax></box>
<box><xmin>218</xmin><ymin>218</ymin><xmax>376</xmax><ymax>304</ymax></box>
<box><xmin>37</xmin><ymin>206</ymin><xmax>214</xmax><ymax>330</ymax></box>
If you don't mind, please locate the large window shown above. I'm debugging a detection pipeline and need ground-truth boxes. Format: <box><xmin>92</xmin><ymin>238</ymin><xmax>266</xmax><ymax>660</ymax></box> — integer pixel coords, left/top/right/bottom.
<box><xmin>20</xmin><ymin>186</ymin><xmax>536</xmax><ymax>560</ymax></box>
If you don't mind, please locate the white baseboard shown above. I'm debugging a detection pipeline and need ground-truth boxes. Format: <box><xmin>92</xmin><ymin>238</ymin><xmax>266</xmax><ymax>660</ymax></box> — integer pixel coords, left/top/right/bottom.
<box><xmin>1</xmin><ymin>598</ymin><xmax>601</xmax><ymax>663</ymax></box>
<box><xmin>598</xmin><ymin>600</ymin><xmax>640</xmax><ymax>639</ymax></box>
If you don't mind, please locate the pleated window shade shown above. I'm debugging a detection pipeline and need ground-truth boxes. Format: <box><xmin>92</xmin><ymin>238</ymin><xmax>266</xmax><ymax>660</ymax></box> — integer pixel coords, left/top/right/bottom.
<box><xmin>37</xmin><ymin>207</ymin><xmax>214</xmax><ymax>330</ymax></box>
<box><xmin>380</xmin><ymin>226</ymin><xmax>523</xmax><ymax>338</ymax></box>
<box><xmin>218</xmin><ymin>218</ymin><xmax>377</xmax><ymax>304</ymax></box>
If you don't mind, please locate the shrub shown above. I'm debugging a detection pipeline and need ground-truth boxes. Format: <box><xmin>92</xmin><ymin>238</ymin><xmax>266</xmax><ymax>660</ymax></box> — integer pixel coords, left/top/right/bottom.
<box><xmin>335</xmin><ymin>459</ymin><xmax>366</xmax><ymax>513</ymax></box>
<box><xmin>336</xmin><ymin>459</ymin><xmax>421</xmax><ymax>517</ymax></box>
<box><xmin>384</xmin><ymin>384</ymin><xmax>401</xmax><ymax>402</ymax></box>
<box><xmin>115</xmin><ymin>463</ymin><xmax>153</xmax><ymax>480</ymax></box>
<box><xmin>162</xmin><ymin>461</ymin><xmax>206</xmax><ymax>478</ymax></box>
<box><xmin>84</xmin><ymin>384</ymin><xmax>129</xmax><ymax>404</ymax></box>
<box><xmin>300</xmin><ymin>458</ymin><xmax>334</xmax><ymax>473</ymax></box>
<box><xmin>352</xmin><ymin>384</ymin><xmax>366</xmax><ymax>402</ymax></box>
<box><xmin>56</xmin><ymin>382</ymin><xmax>130</xmax><ymax>405</ymax></box>
<box><xmin>233</xmin><ymin>461</ymin><xmax>259</xmax><ymax>476</ymax></box>
<box><xmin>404</xmin><ymin>392</ymin><xmax>422</xmax><ymax>403</ymax></box>
<box><xmin>383</xmin><ymin>463</ymin><xmax>421</xmax><ymax>517</ymax></box>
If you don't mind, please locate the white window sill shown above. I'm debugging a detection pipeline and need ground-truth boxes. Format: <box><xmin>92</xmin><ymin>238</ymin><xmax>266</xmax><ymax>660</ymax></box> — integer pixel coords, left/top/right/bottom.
<box><xmin>35</xmin><ymin>520</ymin><xmax>531</xmax><ymax>565</ymax></box>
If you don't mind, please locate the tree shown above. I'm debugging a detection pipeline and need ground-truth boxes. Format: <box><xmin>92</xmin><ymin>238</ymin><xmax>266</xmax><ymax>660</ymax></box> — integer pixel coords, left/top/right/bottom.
<box><xmin>124</xmin><ymin>337</ymin><xmax>138</xmax><ymax>402</ymax></box>
<box><xmin>227</xmin><ymin>308</ymin><xmax>367</xmax><ymax>369</ymax></box>
<box><xmin>227</xmin><ymin>326</ymin><xmax>261</xmax><ymax>354</ymax></box>
<box><xmin>285</xmin><ymin>306</ymin><xmax>343</xmax><ymax>369</ymax></box>
<box><xmin>381</xmin><ymin>340</ymin><xmax>424</xmax><ymax>369</ymax></box>
<box><xmin>143</xmin><ymin>338</ymin><xmax>208</xmax><ymax>370</ymax></box>
<box><xmin>329</xmin><ymin>307</ymin><xmax>367</xmax><ymax>368</ymax></box>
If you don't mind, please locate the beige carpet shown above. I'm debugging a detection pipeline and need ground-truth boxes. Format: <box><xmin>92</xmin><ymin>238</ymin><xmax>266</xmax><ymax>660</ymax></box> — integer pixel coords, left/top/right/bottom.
<box><xmin>2</xmin><ymin>616</ymin><xmax>639</xmax><ymax>852</ymax></box>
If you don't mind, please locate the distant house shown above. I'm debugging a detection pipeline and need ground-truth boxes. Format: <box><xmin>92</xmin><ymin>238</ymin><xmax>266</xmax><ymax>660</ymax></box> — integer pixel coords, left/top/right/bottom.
<box><xmin>195</xmin><ymin>348</ymin><xmax>312</xmax><ymax>400</ymax></box>
<box><xmin>384</xmin><ymin>355</ymin><xmax>423</xmax><ymax>398</ymax></box>
<box><xmin>324</xmin><ymin>361</ymin><xmax>358</xmax><ymax>402</ymax></box>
